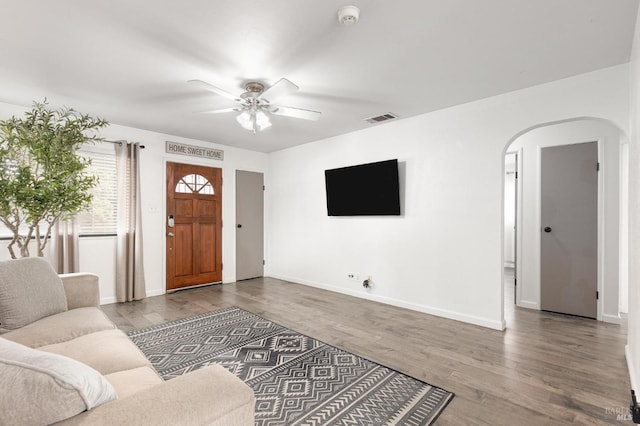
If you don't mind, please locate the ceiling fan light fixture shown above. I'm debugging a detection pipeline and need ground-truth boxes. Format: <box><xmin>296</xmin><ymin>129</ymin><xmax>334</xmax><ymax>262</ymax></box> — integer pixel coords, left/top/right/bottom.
<box><xmin>190</xmin><ymin>77</ymin><xmax>321</xmax><ymax>133</ymax></box>
<box><xmin>236</xmin><ymin>108</ymin><xmax>271</xmax><ymax>133</ymax></box>
<box><xmin>255</xmin><ymin>110</ymin><xmax>272</xmax><ymax>131</ymax></box>
<box><xmin>236</xmin><ymin>110</ymin><xmax>253</xmax><ymax>131</ymax></box>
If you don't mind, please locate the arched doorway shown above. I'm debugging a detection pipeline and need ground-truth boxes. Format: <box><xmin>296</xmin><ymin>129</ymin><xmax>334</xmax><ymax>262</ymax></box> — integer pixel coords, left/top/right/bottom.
<box><xmin>502</xmin><ymin>117</ymin><xmax>628</xmax><ymax>323</ymax></box>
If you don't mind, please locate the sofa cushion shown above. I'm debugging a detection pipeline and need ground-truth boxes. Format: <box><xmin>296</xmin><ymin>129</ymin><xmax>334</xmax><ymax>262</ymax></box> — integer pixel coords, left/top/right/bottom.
<box><xmin>1</xmin><ymin>307</ymin><xmax>116</xmax><ymax>348</ymax></box>
<box><xmin>39</xmin><ymin>329</ymin><xmax>152</xmax><ymax>375</ymax></box>
<box><xmin>0</xmin><ymin>257</ymin><xmax>68</xmax><ymax>330</ymax></box>
<box><xmin>60</xmin><ymin>365</ymin><xmax>255</xmax><ymax>426</ymax></box>
<box><xmin>0</xmin><ymin>337</ymin><xmax>116</xmax><ymax>425</ymax></box>
<box><xmin>104</xmin><ymin>366</ymin><xmax>163</xmax><ymax>399</ymax></box>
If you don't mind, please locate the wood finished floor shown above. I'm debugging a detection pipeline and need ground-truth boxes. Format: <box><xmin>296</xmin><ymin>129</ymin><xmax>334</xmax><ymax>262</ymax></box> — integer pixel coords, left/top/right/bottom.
<box><xmin>102</xmin><ymin>272</ymin><xmax>631</xmax><ymax>425</ymax></box>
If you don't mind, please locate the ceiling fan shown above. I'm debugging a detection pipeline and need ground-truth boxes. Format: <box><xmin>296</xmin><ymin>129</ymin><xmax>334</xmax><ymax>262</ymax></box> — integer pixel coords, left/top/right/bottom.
<box><xmin>188</xmin><ymin>78</ymin><xmax>321</xmax><ymax>134</ymax></box>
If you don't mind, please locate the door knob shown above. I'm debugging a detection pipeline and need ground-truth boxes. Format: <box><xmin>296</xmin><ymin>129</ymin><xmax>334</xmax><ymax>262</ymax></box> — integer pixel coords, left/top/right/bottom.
<box><xmin>167</xmin><ymin>232</ymin><xmax>174</xmax><ymax>237</ymax></box>
<box><xmin>237</xmin><ymin>224</ymin><xmax>242</xmax><ymax>228</ymax></box>
<box><xmin>544</xmin><ymin>227</ymin><xmax>552</xmax><ymax>233</ymax></box>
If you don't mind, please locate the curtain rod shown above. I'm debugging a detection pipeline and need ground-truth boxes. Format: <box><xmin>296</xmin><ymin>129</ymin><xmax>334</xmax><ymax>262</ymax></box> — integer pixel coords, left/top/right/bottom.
<box><xmin>102</xmin><ymin>139</ymin><xmax>146</xmax><ymax>149</ymax></box>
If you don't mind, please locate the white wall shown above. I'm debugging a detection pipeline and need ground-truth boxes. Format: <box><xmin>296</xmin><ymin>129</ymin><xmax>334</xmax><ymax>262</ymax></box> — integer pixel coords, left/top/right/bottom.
<box><xmin>267</xmin><ymin>64</ymin><xmax>629</xmax><ymax>331</ymax></box>
<box><xmin>100</xmin><ymin>124</ymin><xmax>268</xmax><ymax>303</ymax></box>
<box><xmin>0</xmin><ymin>101</ymin><xmax>269</xmax><ymax>303</ymax></box>
<box><xmin>626</xmin><ymin>5</ymin><xmax>640</xmax><ymax>396</ymax></box>
<box><xmin>508</xmin><ymin>120</ymin><xmax>623</xmax><ymax>322</ymax></box>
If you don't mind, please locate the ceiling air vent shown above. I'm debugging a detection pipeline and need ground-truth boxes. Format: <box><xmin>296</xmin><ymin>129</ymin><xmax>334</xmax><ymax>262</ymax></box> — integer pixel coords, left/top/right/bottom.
<box><xmin>364</xmin><ymin>113</ymin><xmax>398</xmax><ymax>124</ymax></box>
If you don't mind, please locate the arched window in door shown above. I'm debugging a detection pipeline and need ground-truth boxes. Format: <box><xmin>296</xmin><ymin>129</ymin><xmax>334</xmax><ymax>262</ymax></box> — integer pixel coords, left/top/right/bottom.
<box><xmin>175</xmin><ymin>174</ymin><xmax>214</xmax><ymax>195</ymax></box>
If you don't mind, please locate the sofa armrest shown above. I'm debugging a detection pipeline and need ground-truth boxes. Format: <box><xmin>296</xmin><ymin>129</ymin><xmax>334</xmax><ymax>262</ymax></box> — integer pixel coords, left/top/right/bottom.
<box><xmin>59</xmin><ymin>273</ymin><xmax>100</xmax><ymax>309</ymax></box>
<box><xmin>59</xmin><ymin>365</ymin><xmax>255</xmax><ymax>425</ymax></box>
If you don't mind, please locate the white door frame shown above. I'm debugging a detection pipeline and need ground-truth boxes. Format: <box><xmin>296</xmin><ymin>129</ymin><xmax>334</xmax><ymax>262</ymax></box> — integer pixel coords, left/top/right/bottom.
<box><xmin>513</xmin><ymin>148</ymin><xmax>524</xmax><ymax>308</ymax></box>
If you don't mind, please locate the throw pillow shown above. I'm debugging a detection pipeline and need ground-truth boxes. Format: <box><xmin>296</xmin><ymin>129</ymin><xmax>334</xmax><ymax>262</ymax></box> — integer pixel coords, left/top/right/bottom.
<box><xmin>0</xmin><ymin>337</ymin><xmax>117</xmax><ymax>425</ymax></box>
<box><xmin>0</xmin><ymin>257</ymin><xmax>68</xmax><ymax>330</ymax></box>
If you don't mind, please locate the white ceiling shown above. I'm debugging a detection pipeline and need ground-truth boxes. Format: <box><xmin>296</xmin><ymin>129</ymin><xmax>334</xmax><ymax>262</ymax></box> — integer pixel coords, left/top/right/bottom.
<box><xmin>0</xmin><ymin>1</ymin><xmax>637</xmax><ymax>153</ymax></box>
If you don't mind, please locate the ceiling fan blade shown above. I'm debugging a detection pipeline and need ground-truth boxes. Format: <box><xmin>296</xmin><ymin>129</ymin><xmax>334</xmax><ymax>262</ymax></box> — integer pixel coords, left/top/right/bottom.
<box><xmin>200</xmin><ymin>107</ymin><xmax>239</xmax><ymax>114</ymax></box>
<box><xmin>261</xmin><ymin>78</ymin><xmax>299</xmax><ymax>102</ymax></box>
<box><xmin>270</xmin><ymin>105</ymin><xmax>321</xmax><ymax>121</ymax></box>
<box><xmin>188</xmin><ymin>79</ymin><xmax>241</xmax><ymax>102</ymax></box>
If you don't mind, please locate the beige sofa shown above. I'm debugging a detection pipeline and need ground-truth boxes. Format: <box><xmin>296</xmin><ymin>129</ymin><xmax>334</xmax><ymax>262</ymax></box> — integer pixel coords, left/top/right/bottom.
<box><xmin>0</xmin><ymin>257</ymin><xmax>255</xmax><ymax>425</ymax></box>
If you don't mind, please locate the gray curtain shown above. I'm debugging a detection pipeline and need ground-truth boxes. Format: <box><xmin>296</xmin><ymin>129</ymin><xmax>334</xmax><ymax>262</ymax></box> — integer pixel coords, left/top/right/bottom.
<box><xmin>115</xmin><ymin>142</ymin><xmax>146</xmax><ymax>302</ymax></box>
<box><xmin>50</xmin><ymin>217</ymin><xmax>79</xmax><ymax>273</ymax></box>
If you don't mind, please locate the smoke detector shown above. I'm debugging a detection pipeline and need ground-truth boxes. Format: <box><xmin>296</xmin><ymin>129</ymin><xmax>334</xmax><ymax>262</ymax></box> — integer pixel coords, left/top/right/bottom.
<box><xmin>337</xmin><ymin>5</ymin><xmax>360</xmax><ymax>25</ymax></box>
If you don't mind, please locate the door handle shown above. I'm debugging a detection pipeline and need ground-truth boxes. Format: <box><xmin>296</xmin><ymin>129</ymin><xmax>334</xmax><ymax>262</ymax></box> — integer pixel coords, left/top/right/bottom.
<box><xmin>544</xmin><ymin>227</ymin><xmax>552</xmax><ymax>233</ymax></box>
<box><xmin>167</xmin><ymin>232</ymin><xmax>174</xmax><ymax>237</ymax></box>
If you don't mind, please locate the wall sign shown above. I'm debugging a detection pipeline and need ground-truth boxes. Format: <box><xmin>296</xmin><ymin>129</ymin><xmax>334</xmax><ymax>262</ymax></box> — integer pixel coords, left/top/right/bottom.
<box><xmin>165</xmin><ymin>141</ymin><xmax>224</xmax><ymax>161</ymax></box>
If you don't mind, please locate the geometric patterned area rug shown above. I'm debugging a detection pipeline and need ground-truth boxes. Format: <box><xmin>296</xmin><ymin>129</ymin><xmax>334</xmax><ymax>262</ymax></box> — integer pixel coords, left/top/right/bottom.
<box><xmin>128</xmin><ymin>306</ymin><xmax>454</xmax><ymax>425</ymax></box>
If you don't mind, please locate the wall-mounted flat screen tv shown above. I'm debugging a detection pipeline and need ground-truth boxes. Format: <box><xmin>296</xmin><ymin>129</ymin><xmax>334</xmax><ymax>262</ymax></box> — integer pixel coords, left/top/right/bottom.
<box><xmin>325</xmin><ymin>159</ymin><xmax>400</xmax><ymax>216</ymax></box>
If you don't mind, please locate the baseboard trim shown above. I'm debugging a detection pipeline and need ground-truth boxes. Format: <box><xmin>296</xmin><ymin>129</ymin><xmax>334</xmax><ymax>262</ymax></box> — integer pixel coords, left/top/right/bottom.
<box><xmin>100</xmin><ymin>288</ymin><xmax>165</xmax><ymax>305</ymax></box>
<box><xmin>100</xmin><ymin>296</ymin><xmax>117</xmax><ymax>305</ymax></box>
<box><xmin>267</xmin><ymin>274</ymin><xmax>505</xmax><ymax>331</ymax></box>
<box><xmin>517</xmin><ymin>300</ymin><xmax>539</xmax><ymax>310</ymax></box>
<box><xmin>626</xmin><ymin>345</ymin><xmax>638</xmax><ymax>393</ymax></box>
<box><xmin>602</xmin><ymin>313</ymin><xmax>621</xmax><ymax>324</ymax></box>
<box><xmin>147</xmin><ymin>289</ymin><xmax>165</xmax><ymax>297</ymax></box>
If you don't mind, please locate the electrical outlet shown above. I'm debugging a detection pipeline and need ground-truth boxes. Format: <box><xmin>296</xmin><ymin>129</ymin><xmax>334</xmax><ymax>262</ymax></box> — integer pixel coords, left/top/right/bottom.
<box><xmin>348</xmin><ymin>273</ymin><xmax>374</xmax><ymax>286</ymax></box>
<box><xmin>347</xmin><ymin>272</ymin><xmax>366</xmax><ymax>284</ymax></box>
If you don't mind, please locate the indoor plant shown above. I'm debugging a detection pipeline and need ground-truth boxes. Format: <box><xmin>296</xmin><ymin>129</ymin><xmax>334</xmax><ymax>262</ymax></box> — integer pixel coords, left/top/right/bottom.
<box><xmin>0</xmin><ymin>100</ymin><xmax>108</xmax><ymax>258</ymax></box>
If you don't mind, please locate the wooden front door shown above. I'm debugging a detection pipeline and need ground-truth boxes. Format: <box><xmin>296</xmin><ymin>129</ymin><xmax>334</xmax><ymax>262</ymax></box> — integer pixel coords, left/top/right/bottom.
<box><xmin>166</xmin><ymin>162</ymin><xmax>222</xmax><ymax>291</ymax></box>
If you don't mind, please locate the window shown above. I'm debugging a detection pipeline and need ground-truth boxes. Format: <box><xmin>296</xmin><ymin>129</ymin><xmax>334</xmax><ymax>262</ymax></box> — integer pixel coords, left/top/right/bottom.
<box><xmin>0</xmin><ymin>145</ymin><xmax>118</xmax><ymax>239</ymax></box>
<box><xmin>175</xmin><ymin>174</ymin><xmax>214</xmax><ymax>195</ymax></box>
<box><xmin>77</xmin><ymin>149</ymin><xmax>117</xmax><ymax>236</ymax></box>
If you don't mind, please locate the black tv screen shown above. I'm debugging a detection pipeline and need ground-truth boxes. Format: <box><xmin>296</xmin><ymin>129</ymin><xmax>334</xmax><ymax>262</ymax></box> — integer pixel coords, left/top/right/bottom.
<box><xmin>325</xmin><ymin>159</ymin><xmax>400</xmax><ymax>216</ymax></box>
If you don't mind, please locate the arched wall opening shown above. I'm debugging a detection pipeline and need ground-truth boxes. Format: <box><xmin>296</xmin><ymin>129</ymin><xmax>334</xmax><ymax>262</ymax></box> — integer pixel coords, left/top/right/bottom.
<box><xmin>501</xmin><ymin>117</ymin><xmax>628</xmax><ymax>325</ymax></box>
